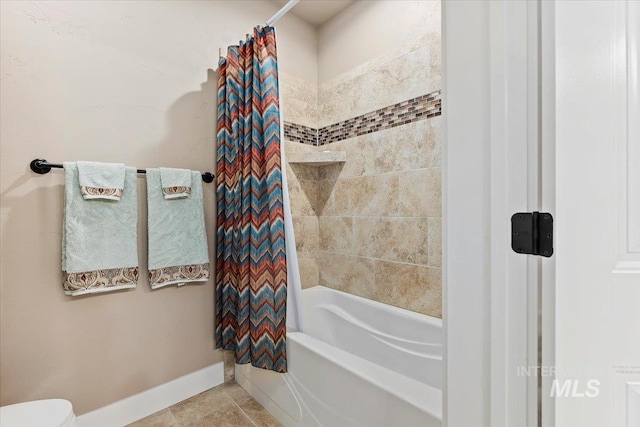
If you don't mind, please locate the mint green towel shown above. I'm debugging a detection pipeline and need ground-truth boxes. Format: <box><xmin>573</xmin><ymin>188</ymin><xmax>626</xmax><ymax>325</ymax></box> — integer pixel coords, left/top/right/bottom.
<box><xmin>159</xmin><ymin>167</ymin><xmax>192</xmax><ymax>199</ymax></box>
<box><xmin>62</xmin><ymin>163</ymin><xmax>138</xmax><ymax>296</ymax></box>
<box><xmin>77</xmin><ymin>161</ymin><xmax>126</xmax><ymax>201</ymax></box>
<box><xmin>146</xmin><ymin>168</ymin><xmax>209</xmax><ymax>288</ymax></box>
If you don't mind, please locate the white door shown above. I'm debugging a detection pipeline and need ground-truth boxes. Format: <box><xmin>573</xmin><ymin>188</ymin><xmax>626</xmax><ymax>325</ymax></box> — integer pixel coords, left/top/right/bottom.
<box><xmin>552</xmin><ymin>1</ymin><xmax>640</xmax><ymax>426</ymax></box>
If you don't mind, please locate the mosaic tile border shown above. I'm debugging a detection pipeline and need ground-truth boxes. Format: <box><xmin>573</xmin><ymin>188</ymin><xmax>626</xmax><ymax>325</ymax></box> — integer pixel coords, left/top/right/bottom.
<box><xmin>283</xmin><ymin>122</ymin><xmax>317</xmax><ymax>146</ymax></box>
<box><xmin>283</xmin><ymin>90</ymin><xmax>441</xmax><ymax>146</ymax></box>
<box><xmin>318</xmin><ymin>90</ymin><xmax>442</xmax><ymax>145</ymax></box>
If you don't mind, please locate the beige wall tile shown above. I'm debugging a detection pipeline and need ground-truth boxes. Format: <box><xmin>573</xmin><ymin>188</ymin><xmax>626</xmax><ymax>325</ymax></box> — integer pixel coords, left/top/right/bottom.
<box><xmin>427</xmin><ymin>217</ymin><xmax>442</xmax><ymax>267</ymax></box>
<box><xmin>317</xmin><ymin>252</ymin><xmax>376</xmax><ymax>300</ymax></box>
<box><xmin>372</xmin><ymin>125</ymin><xmax>414</xmax><ymax>174</ymax></box>
<box><xmin>316</xmin><ymin>162</ymin><xmax>345</xmax><ymax>183</ymax></box>
<box><xmin>292</xmin><ymin>216</ymin><xmax>319</xmax><ymax>253</ymax></box>
<box><xmin>398</xmin><ymin>167</ymin><xmax>441</xmax><ymax>217</ymax></box>
<box><xmin>319</xmin><ymin>216</ymin><xmax>354</xmax><ymax>254</ymax></box>
<box><xmin>331</xmin><ymin>178</ymin><xmax>354</xmax><ymax>216</ymax></box>
<box><xmin>287</xmin><ymin>177</ymin><xmax>318</xmax><ymax>217</ymax></box>
<box><xmin>353</xmin><ymin>217</ymin><xmax>429</xmax><ymax>265</ymax></box>
<box><xmin>352</xmin><ymin>217</ymin><xmax>381</xmax><ymax>258</ymax></box>
<box><xmin>297</xmin><ymin>255</ymin><xmax>319</xmax><ymax>289</ymax></box>
<box><xmin>285</xmin><ymin>153</ymin><xmax>317</xmax><ymax>217</ymax></box>
<box><xmin>316</xmin><ymin>179</ymin><xmax>336</xmax><ymax>216</ymax></box>
<box><xmin>287</xmin><ymin>163</ymin><xmax>319</xmax><ymax>181</ymax></box>
<box><xmin>374</xmin><ymin>261</ymin><xmax>442</xmax><ymax>318</ymax></box>
<box><xmin>343</xmin><ymin>174</ymin><xmax>400</xmax><ymax>217</ymax></box>
<box><xmin>373</xmin><ymin>118</ymin><xmax>441</xmax><ymax>174</ymax></box>
<box><xmin>284</xmin><ymin>139</ymin><xmax>315</xmax><ymax>154</ymax></box>
<box><xmin>318</xmin><ymin>46</ymin><xmax>434</xmax><ymax>127</ymax></box>
<box><xmin>426</xmin><ymin>32</ymin><xmax>442</xmax><ymax>94</ymax></box>
<box><xmin>223</xmin><ymin>351</ymin><xmax>235</xmax><ymax>383</ymax></box>
<box><xmin>423</xmin><ymin>116</ymin><xmax>442</xmax><ymax>167</ymax></box>
<box><xmin>278</xmin><ymin>10</ymin><xmax>442</xmax><ymax>319</ymax></box>
<box><xmin>378</xmin><ymin>218</ymin><xmax>429</xmax><ymax>265</ymax></box>
<box><xmin>280</xmin><ymin>72</ymin><xmax>318</xmax><ymax>129</ymax></box>
<box><xmin>318</xmin><ymin>136</ymin><xmax>375</xmax><ymax>179</ymax></box>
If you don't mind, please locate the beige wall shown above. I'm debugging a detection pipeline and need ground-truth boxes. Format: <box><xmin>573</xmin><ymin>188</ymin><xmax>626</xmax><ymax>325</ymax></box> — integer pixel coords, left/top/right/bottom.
<box><xmin>318</xmin><ymin>0</ymin><xmax>440</xmax><ymax>84</ymax></box>
<box><xmin>0</xmin><ymin>0</ymin><xmax>317</xmax><ymax>415</ymax></box>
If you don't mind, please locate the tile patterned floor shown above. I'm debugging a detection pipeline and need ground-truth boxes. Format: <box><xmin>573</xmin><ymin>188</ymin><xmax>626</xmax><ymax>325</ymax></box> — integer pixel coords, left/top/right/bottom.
<box><xmin>127</xmin><ymin>382</ymin><xmax>283</xmax><ymax>427</ymax></box>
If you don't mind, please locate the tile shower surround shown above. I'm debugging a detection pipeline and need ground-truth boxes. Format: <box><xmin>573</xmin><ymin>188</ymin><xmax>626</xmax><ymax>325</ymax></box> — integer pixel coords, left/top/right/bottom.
<box><xmin>284</xmin><ymin>115</ymin><xmax>443</xmax><ymax>318</ymax></box>
<box><xmin>279</xmin><ymin>35</ymin><xmax>442</xmax><ymax>318</ymax></box>
<box><xmin>283</xmin><ymin>90</ymin><xmax>442</xmax><ymax>146</ymax></box>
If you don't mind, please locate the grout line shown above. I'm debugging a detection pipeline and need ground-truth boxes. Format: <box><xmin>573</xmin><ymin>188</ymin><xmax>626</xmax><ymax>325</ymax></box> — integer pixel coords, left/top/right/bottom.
<box><xmin>314</xmin><ymin>250</ymin><xmax>442</xmax><ymax>269</ymax></box>
<box><xmin>310</xmin><ymin>166</ymin><xmax>443</xmax><ymax>181</ymax></box>
<box><xmin>233</xmin><ymin>401</ymin><xmax>259</xmax><ymax>427</ymax></box>
<box><xmin>316</xmin><ymin>215</ymin><xmax>442</xmax><ymax>220</ymax></box>
<box><xmin>292</xmin><ymin>215</ymin><xmax>442</xmax><ymax>220</ymax></box>
<box><xmin>220</xmin><ymin>384</ymin><xmax>267</xmax><ymax>427</ymax></box>
<box><xmin>314</xmin><ymin>215</ymin><xmax>442</xmax><ymax>220</ymax></box>
<box><xmin>167</xmin><ymin>408</ymin><xmax>179</xmax><ymax>426</ymax></box>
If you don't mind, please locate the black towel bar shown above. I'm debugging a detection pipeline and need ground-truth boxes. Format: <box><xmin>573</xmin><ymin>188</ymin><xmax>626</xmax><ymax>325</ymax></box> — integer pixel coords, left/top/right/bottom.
<box><xmin>29</xmin><ymin>159</ymin><xmax>215</xmax><ymax>183</ymax></box>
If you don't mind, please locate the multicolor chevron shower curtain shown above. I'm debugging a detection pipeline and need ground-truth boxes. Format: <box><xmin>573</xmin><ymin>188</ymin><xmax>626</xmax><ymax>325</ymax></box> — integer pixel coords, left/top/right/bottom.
<box><xmin>214</xmin><ymin>26</ymin><xmax>288</xmax><ymax>373</ymax></box>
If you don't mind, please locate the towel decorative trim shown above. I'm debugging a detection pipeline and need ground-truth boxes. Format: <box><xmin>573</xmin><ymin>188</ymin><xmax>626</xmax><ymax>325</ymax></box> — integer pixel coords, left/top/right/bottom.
<box><xmin>149</xmin><ymin>263</ymin><xmax>210</xmax><ymax>289</ymax></box>
<box><xmin>63</xmin><ymin>267</ymin><xmax>139</xmax><ymax>296</ymax></box>
<box><xmin>80</xmin><ymin>186</ymin><xmax>123</xmax><ymax>201</ymax></box>
<box><xmin>162</xmin><ymin>186</ymin><xmax>191</xmax><ymax>199</ymax></box>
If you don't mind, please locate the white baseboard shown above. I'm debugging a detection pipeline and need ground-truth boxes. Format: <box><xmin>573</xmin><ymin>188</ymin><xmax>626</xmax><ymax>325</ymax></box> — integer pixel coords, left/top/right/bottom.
<box><xmin>76</xmin><ymin>362</ymin><xmax>224</xmax><ymax>427</ymax></box>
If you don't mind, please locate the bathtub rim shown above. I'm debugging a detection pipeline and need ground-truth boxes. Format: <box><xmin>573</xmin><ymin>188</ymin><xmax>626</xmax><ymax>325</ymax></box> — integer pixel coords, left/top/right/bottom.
<box><xmin>302</xmin><ymin>285</ymin><xmax>443</xmax><ymax>328</ymax></box>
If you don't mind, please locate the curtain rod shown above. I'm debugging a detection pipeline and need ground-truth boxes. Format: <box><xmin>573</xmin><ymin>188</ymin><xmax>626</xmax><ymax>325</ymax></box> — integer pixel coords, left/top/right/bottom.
<box><xmin>29</xmin><ymin>159</ymin><xmax>215</xmax><ymax>183</ymax></box>
<box><xmin>218</xmin><ymin>0</ymin><xmax>300</xmax><ymax>61</ymax></box>
<box><xmin>266</xmin><ymin>0</ymin><xmax>300</xmax><ymax>27</ymax></box>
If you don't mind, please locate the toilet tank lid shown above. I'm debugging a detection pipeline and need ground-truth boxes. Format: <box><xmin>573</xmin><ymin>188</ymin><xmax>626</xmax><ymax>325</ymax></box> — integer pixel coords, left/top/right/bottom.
<box><xmin>0</xmin><ymin>399</ymin><xmax>74</xmax><ymax>427</ymax></box>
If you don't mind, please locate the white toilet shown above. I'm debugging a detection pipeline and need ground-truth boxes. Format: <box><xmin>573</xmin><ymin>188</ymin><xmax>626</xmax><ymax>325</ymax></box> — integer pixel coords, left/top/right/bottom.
<box><xmin>0</xmin><ymin>399</ymin><xmax>76</xmax><ymax>427</ymax></box>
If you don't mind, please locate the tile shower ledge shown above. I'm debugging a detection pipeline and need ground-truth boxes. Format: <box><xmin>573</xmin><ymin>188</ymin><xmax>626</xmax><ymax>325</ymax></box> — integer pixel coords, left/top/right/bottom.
<box><xmin>287</xmin><ymin>151</ymin><xmax>346</xmax><ymax>166</ymax></box>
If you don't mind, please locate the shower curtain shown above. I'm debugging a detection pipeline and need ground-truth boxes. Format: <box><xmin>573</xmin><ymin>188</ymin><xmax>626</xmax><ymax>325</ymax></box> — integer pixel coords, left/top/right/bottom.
<box><xmin>215</xmin><ymin>26</ymin><xmax>302</xmax><ymax>373</ymax></box>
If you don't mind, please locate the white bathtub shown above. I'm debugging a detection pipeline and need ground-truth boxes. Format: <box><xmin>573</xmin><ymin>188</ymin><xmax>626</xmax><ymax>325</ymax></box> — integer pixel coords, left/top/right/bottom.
<box><xmin>235</xmin><ymin>286</ymin><xmax>442</xmax><ymax>427</ymax></box>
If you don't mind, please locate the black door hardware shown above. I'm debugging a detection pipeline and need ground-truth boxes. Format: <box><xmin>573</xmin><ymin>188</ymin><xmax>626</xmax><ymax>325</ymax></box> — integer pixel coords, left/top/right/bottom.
<box><xmin>511</xmin><ymin>212</ymin><xmax>553</xmax><ymax>257</ymax></box>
